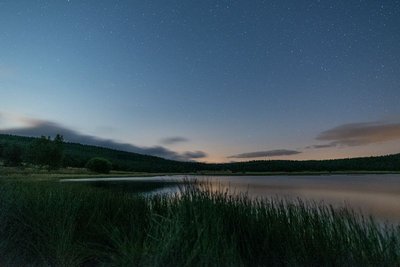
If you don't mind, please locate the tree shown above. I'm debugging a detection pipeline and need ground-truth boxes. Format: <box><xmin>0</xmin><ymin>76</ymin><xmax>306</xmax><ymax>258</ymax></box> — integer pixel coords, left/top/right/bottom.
<box><xmin>3</xmin><ymin>144</ymin><xmax>23</xmax><ymax>167</ymax></box>
<box><xmin>0</xmin><ymin>142</ymin><xmax>4</xmax><ymax>159</ymax></box>
<box><xmin>27</xmin><ymin>135</ymin><xmax>64</xmax><ymax>169</ymax></box>
<box><xmin>86</xmin><ymin>157</ymin><xmax>112</xmax><ymax>173</ymax></box>
<box><xmin>51</xmin><ymin>134</ymin><xmax>64</xmax><ymax>169</ymax></box>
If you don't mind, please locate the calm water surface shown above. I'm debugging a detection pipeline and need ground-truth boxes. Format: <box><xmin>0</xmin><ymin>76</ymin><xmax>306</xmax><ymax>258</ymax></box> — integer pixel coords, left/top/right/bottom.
<box><xmin>61</xmin><ymin>174</ymin><xmax>400</xmax><ymax>223</ymax></box>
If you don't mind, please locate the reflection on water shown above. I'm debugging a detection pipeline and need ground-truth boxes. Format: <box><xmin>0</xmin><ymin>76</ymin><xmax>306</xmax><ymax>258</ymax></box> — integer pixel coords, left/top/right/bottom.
<box><xmin>61</xmin><ymin>174</ymin><xmax>400</xmax><ymax>223</ymax></box>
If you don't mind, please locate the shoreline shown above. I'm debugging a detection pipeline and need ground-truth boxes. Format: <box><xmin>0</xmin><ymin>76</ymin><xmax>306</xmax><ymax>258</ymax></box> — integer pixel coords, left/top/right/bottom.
<box><xmin>1</xmin><ymin>166</ymin><xmax>400</xmax><ymax>181</ymax></box>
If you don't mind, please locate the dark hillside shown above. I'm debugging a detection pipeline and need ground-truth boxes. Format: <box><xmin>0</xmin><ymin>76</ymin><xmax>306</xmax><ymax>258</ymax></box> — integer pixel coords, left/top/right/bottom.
<box><xmin>0</xmin><ymin>134</ymin><xmax>399</xmax><ymax>173</ymax></box>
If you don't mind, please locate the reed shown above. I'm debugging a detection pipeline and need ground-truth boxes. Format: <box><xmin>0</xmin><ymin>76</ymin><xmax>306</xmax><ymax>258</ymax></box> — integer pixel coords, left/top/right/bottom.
<box><xmin>0</xmin><ymin>180</ymin><xmax>399</xmax><ymax>266</ymax></box>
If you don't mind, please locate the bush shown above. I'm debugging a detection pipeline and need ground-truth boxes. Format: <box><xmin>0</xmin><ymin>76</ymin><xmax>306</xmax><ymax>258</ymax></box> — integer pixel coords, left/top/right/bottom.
<box><xmin>85</xmin><ymin>157</ymin><xmax>112</xmax><ymax>173</ymax></box>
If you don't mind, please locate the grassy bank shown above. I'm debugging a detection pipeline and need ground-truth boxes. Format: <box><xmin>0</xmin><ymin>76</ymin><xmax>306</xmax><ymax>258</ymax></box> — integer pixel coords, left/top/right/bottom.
<box><xmin>2</xmin><ymin>166</ymin><xmax>400</xmax><ymax>182</ymax></box>
<box><xmin>0</xmin><ymin>180</ymin><xmax>399</xmax><ymax>266</ymax></box>
<box><xmin>0</xmin><ymin>166</ymin><xmax>175</xmax><ymax>181</ymax></box>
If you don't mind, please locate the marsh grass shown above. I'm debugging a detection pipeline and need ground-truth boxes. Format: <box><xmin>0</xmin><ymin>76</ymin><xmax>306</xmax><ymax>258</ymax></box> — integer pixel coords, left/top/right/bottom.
<box><xmin>0</xmin><ymin>180</ymin><xmax>399</xmax><ymax>266</ymax></box>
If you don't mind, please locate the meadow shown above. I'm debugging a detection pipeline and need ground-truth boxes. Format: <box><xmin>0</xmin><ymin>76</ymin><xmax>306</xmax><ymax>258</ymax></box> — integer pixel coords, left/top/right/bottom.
<box><xmin>0</xmin><ymin>179</ymin><xmax>399</xmax><ymax>266</ymax></box>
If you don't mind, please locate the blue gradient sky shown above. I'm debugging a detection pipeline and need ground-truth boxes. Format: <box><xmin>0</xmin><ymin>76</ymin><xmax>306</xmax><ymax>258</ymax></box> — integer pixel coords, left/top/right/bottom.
<box><xmin>1</xmin><ymin>1</ymin><xmax>400</xmax><ymax>162</ymax></box>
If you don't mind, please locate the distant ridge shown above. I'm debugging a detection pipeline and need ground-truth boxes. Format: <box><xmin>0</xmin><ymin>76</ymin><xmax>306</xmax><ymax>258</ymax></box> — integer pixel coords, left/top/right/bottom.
<box><xmin>1</xmin><ymin>134</ymin><xmax>399</xmax><ymax>173</ymax></box>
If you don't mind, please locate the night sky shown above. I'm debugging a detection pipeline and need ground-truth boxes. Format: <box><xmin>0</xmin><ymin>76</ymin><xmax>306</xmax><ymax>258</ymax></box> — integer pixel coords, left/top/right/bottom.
<box><xmin>1</xmin><ymin>0</ymin><xmax>400</xmax><ymax>162</ymax></box>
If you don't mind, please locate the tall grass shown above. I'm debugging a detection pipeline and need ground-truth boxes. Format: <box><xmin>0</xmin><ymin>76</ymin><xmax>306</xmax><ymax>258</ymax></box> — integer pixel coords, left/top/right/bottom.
<box><xmin>0</xmin><ymin>180</ymin><xmax>399</xmax><ymax>266</ymax></box>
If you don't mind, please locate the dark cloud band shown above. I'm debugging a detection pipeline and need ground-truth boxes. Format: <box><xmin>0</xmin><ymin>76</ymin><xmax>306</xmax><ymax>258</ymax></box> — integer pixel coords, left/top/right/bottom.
<box><xmin>160</xmin><ymin>136</ymin><xmax>189</xmax><ymax>145</ymax></box>
<box><xmin>310</xmin><ymin>121</ymin><xmax>400</xmax><ymax>148</ymax></box>
<box><xmin>0</xmin><ymin>117</ymin><xmax>206</xmax><ymax>162</ymax></box>
<box><xmin>228</xmin><ymin>149</ymin><xmax>301</xmax><ymax>159</ymax></box>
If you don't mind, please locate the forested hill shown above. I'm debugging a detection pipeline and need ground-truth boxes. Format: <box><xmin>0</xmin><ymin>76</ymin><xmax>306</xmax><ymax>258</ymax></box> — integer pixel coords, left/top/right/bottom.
<box><xmin>216</xmin><ymin>155</ymin><xmax>400</xmax><ymax>173</ymax></box>
<box><xmin>0</xmin><ymin>134</ymin><xmax>198</xmax><ymax>172</ymax></box>
<box><xmin>0</xmin><ymin>134</ymin><xmax>399</xmax><ymax>173</ymax></box>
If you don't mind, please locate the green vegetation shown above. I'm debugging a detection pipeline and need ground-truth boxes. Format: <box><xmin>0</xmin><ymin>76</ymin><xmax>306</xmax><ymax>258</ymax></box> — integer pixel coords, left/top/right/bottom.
<box><xmin>85</xmin><ymin>157</ymin><xmax>112</xmax><ymax>173</ymax></box>
<box><xmin>0</xmin><ymin>180</ymin><xmax>399</xmax><ymax>266</ymax></box>
<box><xmin>2</xmin><ymin>144</ymin><xmax>23</xmax><ymax>167</ymax></box>
<box><xmin>1</xmin><ymin>134</ymin><xmax>400</xmax><ymax>173</ymax></box>
<box><xmin>26</xmin><ymin>135</ymin><xmax>64</xmax><ymax>169</ymax></box>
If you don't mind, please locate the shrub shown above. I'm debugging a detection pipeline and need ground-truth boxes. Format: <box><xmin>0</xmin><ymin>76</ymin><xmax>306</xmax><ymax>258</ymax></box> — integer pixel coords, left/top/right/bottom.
<box><xmin>85</xmin><ymin>157</ymin><xmax>112</xmax><ymax>173</ymax></box>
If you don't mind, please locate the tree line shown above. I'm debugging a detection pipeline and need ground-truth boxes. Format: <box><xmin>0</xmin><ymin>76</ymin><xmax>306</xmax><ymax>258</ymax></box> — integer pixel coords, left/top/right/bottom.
<box><xmin>1</xmin><ymin>134</ymin><xmax>399</xmax><ymax>173</ymax></box>
<box><xmin>0</xmin><ymin>135</ymin><xmax>64</xmax><ymax>169</ymax></box>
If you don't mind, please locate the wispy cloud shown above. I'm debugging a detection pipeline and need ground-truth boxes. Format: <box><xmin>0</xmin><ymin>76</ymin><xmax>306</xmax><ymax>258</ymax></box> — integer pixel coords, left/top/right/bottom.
<box><xmin>180</xmin><ymin>151</ymin><xmax>207</xmax><ymax>159</ymax></box>
<box><xmin>0</xmin><ymin>111</ymin><xmax>43</xmax><ymax>128</ymax></box>
<box><xmin>310</xmin><ymin>121</ymin><xmax>400</xmax><ymax>148</ymax></box>
<box><xmin>228</xmin><ymin>149</ymin><xmax>301</xmax><ymax>159</ymax></box>
<box><xmin>0</xmin><ymin>115</ymin><xmax>207</xmax><ymax>162</ymax></box>
<box><xmin>306</xmin><ymin>143</ymin><xmax>337</xmax><ymax>149</ymax></box>
<box><xmin>160</xmin><ymin>136</ymin><xmax>189</xmax><ymax>145</ymax></box>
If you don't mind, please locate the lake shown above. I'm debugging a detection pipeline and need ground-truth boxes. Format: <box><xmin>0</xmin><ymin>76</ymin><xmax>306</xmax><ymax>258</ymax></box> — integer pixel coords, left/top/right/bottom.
<box><xmin>61</xmin><ymin>174</ymin><xmax>400</xmax><ymax>223</ymax></box>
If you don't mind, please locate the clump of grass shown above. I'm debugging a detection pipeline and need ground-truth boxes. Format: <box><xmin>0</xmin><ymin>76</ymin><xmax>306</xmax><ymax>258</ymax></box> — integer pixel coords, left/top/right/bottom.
<box><xmin>0</xmin><ymin>180</ymin><xmax>399</xmax><ymax>266</ymax></box>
